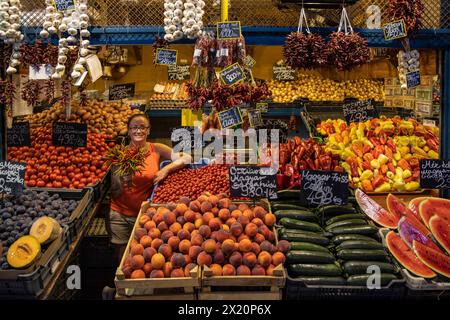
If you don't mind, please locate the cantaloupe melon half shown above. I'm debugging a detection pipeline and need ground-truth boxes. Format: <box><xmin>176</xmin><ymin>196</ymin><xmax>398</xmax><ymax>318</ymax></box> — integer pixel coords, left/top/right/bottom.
<box><xmin>7</xmin><ymin>236</ymin><xmax>41</xmax><ymax>269</ymax></box>
<box><xmin>30</xmin><ymin>217</ymin><xmax>62</xmax><ymax>245</ymax></box>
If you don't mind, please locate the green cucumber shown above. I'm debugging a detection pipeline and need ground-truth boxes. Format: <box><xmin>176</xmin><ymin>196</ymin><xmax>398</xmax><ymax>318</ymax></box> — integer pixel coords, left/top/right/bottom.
<box><xmin>317</xmin><ymin>204</ymin><xmax>357</xmax><ymax>216</ymax></box>
<box><xmin>278</xmin><ymin>227</ymin><xmax>325</xmax><ymax>236</ymax></box>
<box><xmin>277</xmin><ymin>190</ymin><xmax>302</xmax><ymax>200</ymax></box>
<box><xmin>325</xmin><ymin>219</ymin><xmax>368</xmax><ymax>231</ymax></box>
<box><xmin>336</xmin><ymin>241</ymin><xmax>384</xmax><ymax>251</ymax></box>
<box><xmin>288</xmin><ymin>264</ymin><xmax>343</xmax><ymax>277</ymax></box>
<box><xmin>347</xmin><ymin>274</ymin><xmax>397</xmax><ymax>286</ymax></box>
<box><xmin>336</xmin><ymin>249</ymin><xmax>389</xmax><ymax>261</ymax></box>
<box><xmin>329</xmin><ymin>225</ymin><xmax>379</xmax><ymax>236</ymax></box>
<box><xmin>280</xmin><ymin>231</ymin><xmax>330</xmax><ymax>246</ymax></box>
<box><xmin>292</xmin><ymin>277</ymin><xmax>347</xmax><ymax>286</ymax></box>
<box><xmin>331</xmin><ymin>234</ymin><xmax>379</xmax><ymax>245</ymax></box>
<box><xmin>342</xmin><ymin>261</ymin><xmax>397</xmax><ymax>276</ymax></box>
<box><xmin>290</xmin><ymin>242</ymin><xmax>331</xmax><ymax>253</ymax></box>
<box><xmin>325</xmin><ymin>214</ymin><xmax>366</xmax><ymax>226</ymax></box>
<box><xmin>272</xmin><ymin>203</ymin><xmax>309</xmax><ymax>211</ymax></box>
<box><xmin>279</xmin><ymin>218</ymin><xmax>323</xmax><ymax>233</ymax></box>
<box><xmin>286</xmin><ymin>250</ymin><xmax>336</xmax><ymax>264</ymax></box>
<box><xmin>275</xmin><ymin>210</ymin><xmax>319</xmax><ymax>223</ymax></box>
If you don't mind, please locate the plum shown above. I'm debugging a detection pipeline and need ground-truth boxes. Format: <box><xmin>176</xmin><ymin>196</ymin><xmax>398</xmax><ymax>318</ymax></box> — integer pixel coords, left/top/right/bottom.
<box><xmin>2</xmin><ymin>212</ymin><xmax>11</xmax><ymax>219</ymax></box>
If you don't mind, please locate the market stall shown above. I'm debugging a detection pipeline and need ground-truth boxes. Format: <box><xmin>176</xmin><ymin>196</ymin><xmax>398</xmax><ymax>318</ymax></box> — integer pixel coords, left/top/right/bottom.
<box><xmin>0</xmin><ymin>0</ymin><xmax>450</xmax><ymax>301</ymax></box>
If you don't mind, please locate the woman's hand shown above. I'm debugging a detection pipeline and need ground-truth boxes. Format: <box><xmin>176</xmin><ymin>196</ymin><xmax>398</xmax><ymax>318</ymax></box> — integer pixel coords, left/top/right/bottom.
<box><xmin>154</xmin><ymin>168</ymin><xmax>169</xmax><ymax>185</ymax></box>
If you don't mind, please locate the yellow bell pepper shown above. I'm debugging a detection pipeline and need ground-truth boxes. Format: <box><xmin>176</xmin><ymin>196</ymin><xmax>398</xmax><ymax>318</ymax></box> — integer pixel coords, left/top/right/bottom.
<box><xmin>392</xmin><ymin>179</ymin><xmax>406</xmax><ymax>191</ymax></box>
<box><xmin>394</xmin><ymin>152</ymin><xmax>402</xmax><ymax>161</ymax></box>
<box><xmin>412</xmin><ymin>146</ymin><xmax>428</xmax><ymax>158</ymax></box>
<box><xmin>360</xmin><ymin>170</ymin><xmax>374</xmax><ymax>181</ymax></box>
<box><xmin>370</xmin><ymin>159</ymin><xmax>380</xmax><ymax>169</ymax></box>
<box><xmin>375</xmin><ymin>182</ymin><xmax>391</xmax><ymax>193</ymax></box>
<box><xmin>402</xmin><ymin>169</ymin><xmax>412</xmax><ymax>179</ymax></box>
<box><xmin>428</xmin><ymin>150</ymin><xmax>439</xmax><ymax>159</ymax></box>
<box><xmin>378</xmin><ymin>154</ymin><xmax>389</xmax><ymax>165</ymax></box>
<box><xmin>405</xmin><ymin>181</ymin><xmax>420</xmax><ymax>192</ymax></box>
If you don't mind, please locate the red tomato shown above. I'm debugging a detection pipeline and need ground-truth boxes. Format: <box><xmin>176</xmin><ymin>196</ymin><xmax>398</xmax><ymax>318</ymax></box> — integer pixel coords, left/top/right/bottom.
<box><xmin>55</xmin><ymin>175</ymin><xmax>63</xmax><ymax>182</ymax></box>
<box><xmin>73</xmin><ymin>181</ymin><xmax>80</xmax><ymax>188</ymax></box>
<box><xmin>36</xmin><ymin>180</ymin><xmax>45</xmax><ymax>187</ymax></box>
<box><xmin>53</xmin><ymin>181</ymin><xmax>62</xmax><ymax>188</ymax></box>
<box><xmin>80</xmin><ymin>178</ymin><xmax>87</xmax><ymax>185</ymax></box>
<box><xmin>62</xmin><ymin>178</ymin><xmax>71</xmax><ymax>187</ymax></box>
<box><xmin>27</xmin><ymin>180</ymin><xmax>37</xmax><ymax>187</ymax></box>
<box><xmin>74</xmin><ymin>168</ymin><xmax>81</xmax><ymax>174</ymax></box>
<box><xmin>68</xmin><ymin>172</ymin><xmax>75</xmax><ymax>179</ymax></box>
<box><xmin>49</xmin><ymin>173</ymin><xmax>57</xmax><ymax>181</ymax></box>
<box><xmin>46</xmin><ymin>182</ymin><xmax>53</xmax><ymax>188</ymax></box>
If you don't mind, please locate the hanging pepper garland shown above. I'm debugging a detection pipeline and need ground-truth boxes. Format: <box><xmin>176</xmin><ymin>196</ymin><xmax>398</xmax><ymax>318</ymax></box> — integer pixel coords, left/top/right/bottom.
<box><xmin>388</xmin><ymin>0</ymin><xmax>424</xmax><ymax>35</ymax></box>
<box><xmin>0</xmin><ymin>80</ymin><xmax>15</xmax><ymax>107</ymax></box>
<box><xmin>21</xmin><ymin>80</ymin><xmax>55</xmax><ymax>107</ymax></box>
<box><xmin>152</xmin><ymin>36</ymin><xmax>170</xmax><ymax>65</ymax></box>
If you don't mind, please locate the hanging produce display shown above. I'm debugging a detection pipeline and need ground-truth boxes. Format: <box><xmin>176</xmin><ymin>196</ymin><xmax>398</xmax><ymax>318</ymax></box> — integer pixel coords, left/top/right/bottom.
<box><xmin>387</xmin><ymin>0</ymin><xmax>424</xmax><ymax>35</ymax></box>
<box><xmin>164</xmin><ymin>0</ymin><xmax>205</xmax><ymax>42</ymax></box>
<box><xmin>397</xmin><ymin>50</ymin><xmax>420</xmax><ymax>88</ymax></box>
<box><xmin>0</xmin><ymin>0</ymin><xmax>24</xmax><ymax>74</ymax></box>
<box><xmin>70</xmin><ymin>0</ymin><xmax>92</xmax><ymax>81</ymax></box>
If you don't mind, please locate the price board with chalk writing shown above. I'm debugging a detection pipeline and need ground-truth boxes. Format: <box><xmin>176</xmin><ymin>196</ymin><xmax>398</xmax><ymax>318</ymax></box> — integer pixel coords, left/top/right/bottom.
<box><xmin>219</xmin><ymin>63</ymin><xmax>245</xmax><ymax>86</ymax></box>
<box><xmin>343</xmin><ymin>99</ymin><xmax>378</xmax><ymax>124</ymax></box>
<box><xmin>256</xmin><ymin>102</ymin><xmax>268</xmax><ymax>113</ymax></box>
<box><xmin>248</xmin><ymin>110</ymin><xmax>263</xmax><ymax>128</ymax></box>
<box><xmin>54</xmin><ymin>0</ymin><xmax>76</xmax><ymax>12</ymax></box>
<box><xmin>52</xmin><ymin>122</ymin><xmax>88</xmax><ymax>148</ymax></box>
<box><xmin>156</xmin><ymin>48</ymin><xmax>178</xmax><ymax>66</ymax></box>
<box><xmin>245</xmin><ymin>55</ymin><xmax>256</xmax><ymax>68</ymax></box>
<box><xmin>7</xmin><ymin>122</ymin><xmax>31</xmax><ymax>147</ymax></box>
<box><xmin>420</xmin><ymin>159</ymin><xmax>450</xmax><ymax>189</ymax></box>
<box><xmin>273</xmin><ymin>65</ymin><xmax>297</xmax><ymax>81</ymax></box>
<box><xmin>0</xmin><ymin>161</ymin><xmax>26</xmax><ymax>196</ymax></box>
<box><xmin>229</xmin><ymin>166</ymin><xmax>277</xmax><ymax>199</ymax></box>
<box><xmin>218</xmin><ymin>107</ymin><xmax>243</xmax><ymax>129</ymax></box>
<box><xmin>300</xmin><ymin>170</ymin><xmax>349</xmax><ymax>206</ymax></box>
<box><xmin>217</xmin><ymin>21</ymin><xmax>241</xmax><ymax>40</ymax></box>
<box><xmin>383</xmin><ymin>19</ymin><xmax>407</xmax><ymax>41</ymax></box>
<box><xmin>406</xmin><ymin>71</ymin><xmax>421</xmax><ymax>88</ymax></box>
<box><xmin>168</xmin><ymin>65</ymin><xmax>190</xmax><ymax>81</ymax></box>
<box><xmin>109</xmin><ymin>83</ymin><xmax>135</xmax><ymax>101</ymax></box>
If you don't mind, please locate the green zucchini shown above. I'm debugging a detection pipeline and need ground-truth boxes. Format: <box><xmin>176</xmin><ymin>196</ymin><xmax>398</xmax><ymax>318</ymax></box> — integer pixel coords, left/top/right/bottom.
<box><xmin>342</xmin><ymin>261</ymin><xmax>397</xmax><ymax>276</ymax></box>
<box><xmin>331</xmin><ymin>234</ymin><xmax>379</xmax><ymax>245</ymax></box>
<box><xmin>317</xmin><ymin>204</ymin><xmax>357</xmax><ymax>216</ymax></box>
<box><xmin>288</xmin><ymin>264</ymin><xmax>343</xmax><ymax>277</ymax></box>
<box><xmin>286</xmin><ymin>250</ymin><xmax>336</xmax><ymax>264</ymax></box>
<box><xmin>347</xmin><ymin>274</ymin><xmax>397</xmax><ymax>287</ymax></box>
<box><xmin>336</xmin><ymin>249</ymin><xmax>389</xmax><ymax>261</ymax></box>
<box><xmin>275</xmin><ymin>210</ymin><xmax>319</xmax><ymax>223</ymax></box>
<box><xmin>290</xmin><ymin>242</ymin><xmax>331</xmax><ymax>253</ymax></box>
<box><xmin>278</xmin><ymin>227</ymin><xmax>325</xmax><ymax>236</ymax></box>
<box><xmin>280</xmin><ymin>231</ymin><xmax>330</xmax><ymax>246</ymax></box>
<box><xmin>292</xmin><ymin>277</ymin><xmax>347</xmax><ymax>286</ymax></box>
<box><xmin>325</xmin><ymin>214</ymin><xmax>366</xmax><ymax>226</ymax></box>
<box><xmin>325</xmin><ymin>219</ymin><xmax>368</xmax><ymax>231</ymax></box>
<box><xmin>329</xmin><ymin>225</ymin><xmax>379</xmax><ymax>236</ymax></box>
<box><xmin>277</xmin><ymin>190</ymin><xmax>303</xmax><ymax>200</ymax></box>
<box><xmin>279</xmin><ymin>218</ymin><xmax>323</xmax><ymax>233</ymax></box>
<box><xmin>272</xmin><ymin>203</ymin><xmax>309</xmax><ymax>211</ymax></box>
<box><xmin>336</xmin><ymin>240</ymin><xmax>384</xmax><ymax>251</ymax></box>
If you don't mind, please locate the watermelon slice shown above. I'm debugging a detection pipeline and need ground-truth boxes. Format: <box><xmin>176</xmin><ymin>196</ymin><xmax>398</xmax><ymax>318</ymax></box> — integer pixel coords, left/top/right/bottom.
<box><xmin>408</xmin><ymin>197</ymin><xmax>432</xmax><ymax>218</ymax></box>
<box><xmin>419</xmin><ymin>198</ymin><xmax>450</xmax><ymax>228</ymax></box>
<box><xmin>356</xmin><ymin>189</ymin><xmax>400</xmax><ymax>229</ymax></box>
<box><xmin>386</xmin><ymin>231</ymin><xmax>436</xmax><ymax>278</ymax></box>
<box><xmin>387</xmin><ymin>194</ymin><xmax>429</xmax><ymax>235</ymax></box>
<box><xmin>413</xmin><ymin>240</ymin><xmax>450</xmax><ymax>279</ymax></box>
<box><xmin>429</xmin><ymin>216</ymin><xmax>450</xmax><ymax>255</ymax></box>
<box><xmin>398</xmin><ymin>216</ymin><xmax>442</xmax><ymax>252</ymax></box>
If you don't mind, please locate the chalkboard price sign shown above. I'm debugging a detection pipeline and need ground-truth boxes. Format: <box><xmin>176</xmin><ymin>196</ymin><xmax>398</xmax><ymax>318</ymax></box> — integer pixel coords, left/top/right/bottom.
<box><xmin>300</xmin><ymin>170</ymin><xmax>349</xmax><ymax>206</ymax></box>
<box><xmin>420</xmin><ymin>159</ymin><xmax>450</xmax><ymax>189</ymax></box>
<box><xmin>383</xmin><ymin>20</ymin><xmax>407</xmax><ymax>41</ymax></box>
<box><xmin>229</xmin><ymin>166</ymin><xmax>277</xmax><ymax>199</ymax></box>
<box><xmin>0</xmin><ymin>161</ymin><xmax>26</xmax><ymax>196</ymax></box>
<box><xmin>219</xmin><ymin>63</ymin><xmax>245</xmax><ymax>86</ymax></box>
<box><xmin>218</xmin><ymin>107</ymin><xmax>243</xmax><ymax>129</ymax></box>
<box><xmin>217</xmin><ymin>21</ymin><xmax>241</xmax><ymax>40</ymax></box>
<box><xmin>248</xmin><ymin>110</ymin><xmax>263</xmax><ymax>128</ymax></box>
<box><xmin>156</xmin><ymin>48</ymin><xmax>178</xmax><ymax>66</ymax></box>
<box><xmin>52</xmin><ymin>122</ymin><xmax>88</xmax><ymax>148</ymax></box>
<box><xmin>406</xmin><ymin>71</ymin><xmax>421</xmax><ymax>88</ymax></box>
<box><xmin>245</xmin><ymin>55</ymin><xmax>256</xmax><ymax>68</ymax></box>
<box><xmin>54</xmin><ymin>0</ymin><xmax>75</xmax><ymax>12</ymax></box>
<box><xmin>168</xmin><ymin>65</ymin><xmax>190</xmax><ymax>81</ymax></box>
<box><xmin>273</xmin><ymin>65</ymin><xmax>297</xmax><ymax>81</ymax></box>
<box><xmin>7</xmin><ymin>122</ymin><xmax>31</xmax><ymax>147</ymax></box>
<box><xmin>109</xmin><ymin>83</ymin><xmax>135</xmax><ymax>101</ymax></box>
<box><xmin>343</xmin><ymin>99</ymin><xmax>378</xmax><ymax>124</ymax></box>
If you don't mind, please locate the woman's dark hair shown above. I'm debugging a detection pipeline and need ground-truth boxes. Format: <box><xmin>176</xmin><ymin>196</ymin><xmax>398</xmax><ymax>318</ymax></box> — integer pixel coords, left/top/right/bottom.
<box><xmin>127</xmin><ymin>113</ymin><xmax>151</xmax><ymax>129</ymax></box>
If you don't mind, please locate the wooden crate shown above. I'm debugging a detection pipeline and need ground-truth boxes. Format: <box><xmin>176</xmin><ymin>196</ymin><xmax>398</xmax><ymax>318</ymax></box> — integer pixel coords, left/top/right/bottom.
<box><xmin>114</xmin><ymin>201</ymin><xmax>201</xmax><ymax>300</ymax></box>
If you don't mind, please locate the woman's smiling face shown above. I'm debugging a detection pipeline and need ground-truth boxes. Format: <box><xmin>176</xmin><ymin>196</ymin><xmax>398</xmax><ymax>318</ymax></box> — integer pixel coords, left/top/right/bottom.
<box><xmin>128</xmin><ymin>116</ymin><xmax>150</xmax><ymax>144</ymax></box>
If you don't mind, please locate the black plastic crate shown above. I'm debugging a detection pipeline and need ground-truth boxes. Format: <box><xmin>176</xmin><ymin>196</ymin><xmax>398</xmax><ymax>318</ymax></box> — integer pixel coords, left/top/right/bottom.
<box><xmin>0</xmin><ymin>227</ymin><xmax>71</xmax><ymax>298</ymax></box>
<box><xmin>90</xmin><ymin>168</ymin><xmax>111</xmax><ymax>202</ymax></box>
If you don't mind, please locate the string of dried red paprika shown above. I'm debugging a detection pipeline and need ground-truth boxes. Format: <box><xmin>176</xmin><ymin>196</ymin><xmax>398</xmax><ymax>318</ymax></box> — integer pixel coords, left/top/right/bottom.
<box><xmin>388</xmin><ymin>0</ymin><xmax>424</xmax><ymax>35</ymax></box>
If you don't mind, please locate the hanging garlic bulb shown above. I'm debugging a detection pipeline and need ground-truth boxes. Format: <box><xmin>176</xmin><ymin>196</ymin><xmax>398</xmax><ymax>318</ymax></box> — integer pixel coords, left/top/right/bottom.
<box><xmin>70</xmin><ymin>0</ymin><xmax>91</xmax><ymax>80</ymax></box>
<box><xmin>0</xmin><ymin>0</ymin><xmax>23</xmax><ymax>74</ymax></box>
<box><xmin>164</xmin><ymin>0</ymin><xmax>183</xmax><ymax>42</ymax></box>
<box><xmin>182</xmin><ymin>0</ymin><xmax>203</xmax><ymax>39</ymax></box>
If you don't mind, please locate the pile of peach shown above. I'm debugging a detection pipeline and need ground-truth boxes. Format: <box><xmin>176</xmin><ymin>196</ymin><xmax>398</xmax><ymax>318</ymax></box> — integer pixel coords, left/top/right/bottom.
<box><xmin>121</xmin><ymin>193</ymin><xmax>290</xmax><ymax>279</ymax></box>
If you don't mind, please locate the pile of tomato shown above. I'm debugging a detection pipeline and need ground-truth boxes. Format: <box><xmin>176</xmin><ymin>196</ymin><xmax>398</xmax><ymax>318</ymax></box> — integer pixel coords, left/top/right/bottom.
<box><xmin>7</xmin><ymin>125</ymin><xmax>114</xmax><ymax>189</ymax></box>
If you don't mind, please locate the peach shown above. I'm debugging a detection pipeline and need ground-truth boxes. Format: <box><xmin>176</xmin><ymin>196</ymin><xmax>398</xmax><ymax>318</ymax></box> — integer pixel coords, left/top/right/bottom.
<box><xmin>131</xmin><ymin>269</ymin><xmax>146</xmax><ymax>279</ymax></box>
<box><xmin>218</xmin><ymin>209</ymin><xmax>231</xmax><ymax>222</ymax></box>
<box><xmin>222</xmin><ymin>239</ymin><xmax>236</xmax><ymax>256</ymax></box>
<box><xmin>198</xmin><ymin>195</ymin><xmax>209</xmax><ymax>203</ymax></box>
<box><xmin>264</xmin><ymin>213</ymin><xmax>276</xmax><ymax>227</ymax></box>
<box><xmin>208</xmin><ymin>195</ymin><xmax>219</xmax><ymax>206</ymax></box>
<box><xmin>201</xmin><ymin>201</ymin><xmax>213</xmax><ymax>213</ymax></box>
<box><xmin>216</xmin><ymin>229</ymin><xmax>230</xmax><ymax>243</ymax></box>
<box><xmin>195</xmin><ymin>212</ymin><xmax>203</xmax><ymax>221</ymax></box>
<box><xmin>211</xmin><ymin>231</ymin><xmax>218</xmax><ymax>241</ymax></box>
<box><xmin>184</xmin><ymin>263</ymin><xmax>197</xmax><ymax>277</ymax></box>
<box><xmin>158</xmin><ymin>244</ymin><xmax>173</xmax><ymax>259</ymax></box>
<box><xmin>243</xmin><ymin>252</ymin><xmax>257</xmax><ymax>268</ymax></box>
<box><xmin>183</xmin><ymin>222</ymin><xmax>195</xmax><ymax>233</ymax></box>
<box><xmin>139</xmin><ymin>215</ymin><xmax>150</xmax><ymax>227</ymax></box>
<box><xmin>228</xmin><ymin>204</ymin><xmax>238</xmax><ymax>212</ymax></box>
<box><xmin>218</xmin><ymin>198</ymin><xmax>231</xmax><ymax>209</ymax></box>
<box><xmin>151</xmin><ymin>253</ymin><xmax>166</xmax><ymax>270</ymax></box>
<box><xmin>169</xmin><ymin>222</ymin><xmax>182</xmax><ymax>235</ymax></box>
<box><xmin>203</xmin><ymin>239</ymin><xmax>217</xmax><ymax>254</ymax></box>
<box><xmin>258</xmin><ymin>225</ymin><xmax>271</xmax><ymax>239</ymax></box>
<box><xmin>148</xmin><ymin>228</ymin><xmax>161</xmax><ymax>239</ymax></box>
<box><xmin>140</xmin><ymin>235</ymin><xmax>153</xmax><ymax>248</ymax></box>
<box><xmin>152</xmin><ymin>212</ymin><xmax>164</xmax><ymax>225</ymax></box>
<box><xmin>226</xmin><ymin>218</ymin><xmax>237</xmax><ymax>227</ymax></box>
<box><xmin>272</xmin><ymin>252</ymin><xmax>286</xmax><ymax>266</ymax></box>
<box><xmin>239</xmin><ymin>239</ymin><xmax>252</xmax><ymax>252</ymax></box>
<box><xmin>166</xmin><ymin>203</ymin><xmax>177</xmax><ymax>211</ymax></box>
<box><xmin>131</xmin><ymin>239</ymin><xmax>138</xmax><ymax>248</ymax></box>
<box><xmin>184</xmin><ymin>254</ymin><xmax>192</xmax><ymax>265</ymax></box>
<box><xmin>158</xmin><ymin>221</ymin><xmax>169</xmax><ymax>232</ymax></box>
<box><xmin>222</xmin><ymin>264</ymin><xmax>236</xmax><ymax>276</ymax></box>
<box><xmin>163</xmin><ymin>261</ymin><xmax>173</xmax><ymax>277</ymax></box>
<box><xmin>251</xmin><ymin>218</ymin><xmax>264</xmax><ymax>228</ymax></box>
<box><xmin>197</xmin><ymin>251</ymin><xmax>212</xmax><ymax>266</ymax></box>
<box><xmin>157</xmin><ymin>207</ymin><xmax>169</xmax><ymax>215</ymax></box>
<box><xmin>254</xmin><ymin>233</ymin><xmax>265</xmax><ymax>244</ymax></box>
<box><xmin>143</xmin><ymin>263</ymin><xmax>153</xmax><ymax>277</ymax></box>
<box><xmin>134</xmin><ymin>228</ymin><xmax>147</xmax><ymax>241</ymax></box>
<box><xmin>189</xmin><ymin>200</ymin><xmax>201</xmax><ymax>212</ymax></box>
<box><xmin>229</xmin><ymin>252</ymin><xmax>242</xmax><ymax>268</ymax></box>
<box><xmin>168</xmin><ymin>236</ymin><xmax>180</xmax><ymax>251</ymax></box>
<box><xmin>211</xmin><ymin>207</ymin><xmax>219</xmax><ymax>216</ymax></box>
<box><xmin>184</xmin><ymin>210</ymin><xmax>196</xmax><ymax>223</ymax></box>
<box><xmin>151</xmin><ymin>238</ymin><xmax>163</xmax><ymax>250</ymax></box>
<box><xmin>277</xmin><ymin>240</ymin><xmax>291</xmax><ymax>254</ymax></box>
<box><xmin>189</xmin><ymin>245</ymin><xmax>202</xmax><ymax>261</ymax></box>
<box><xmin>210</xmin><ymin>264</ymin><xmax>223</xmax><ymax>276</ymax></box>
<box><xmin>238</xmin><ymin>234</ymin><xmax>250</xmax><ymax>242</ymax></box>
<box><xmin>171</xmin><ymin>268</ymin><xmax>185</xmax><ymax>278</ymax></box>
<box><xmin>252</xmin><ymin>265</ymin><xmax>266</xmax><ymax>275</ymax></box>
<box><xmin>131</xmin><ymin>244</ymin><xmax>144</xmax><ymax>256</ymax></box>
<box><xmin>202</xmin><ymin>212</ymin><xmax>215</xmax><ymax>224</ymax></box>
<box><xmin>123</xmin><ymin>255</ymin><xmax>132</xmax><ymax>267</ymax></box>
<box><xmin>163</xmin><ymin>211</ymin><xmax>176</xmax><ymax>226</ymax></box>
<box><xmin>175</xmin><ymin>203</ymin><xmax>188</xmax><ymax>216</ymax></box>
<box><xmin>242</xmin><ymin>209</ymin><xmax>254</xmax><ymax>221</ymax></box>
<box><xmin>238</xmin><ymin>203</ymin><xmax>249</xmax><ymax>212</ymax></box>
<box><xmin>122</xmin><ymin>264</ymin><xmax>133</xmax><ymax>278</ymax></box>
<box><xmin>267</xmin><ymin>231</ymin><xmax>275</xmax><ymax>243</ymax></box>
<box><xmin>178</xmin><ymin>196</ymin><xmax>191</xmax><ymax>205</ymax></box>
<box><xmin>177</xmin><ymin>216</ymin><xmax>186</xmax><ymax>225</ymax></box>
<box><xmin>143</xmin><ymin>247</ymin><xmax>157</xmax><ymax>263</ymax></box>
<box><xmin>253</xmin><ymin>206</ymin><xmax>267</xmax><ymax>219</ymax></box>
<box><xmin>230</xmin><ymin>222</ymin><xmax>243</xmax><ymax>237</ymax></box>
<box><xmin>208</xmin><ymin>218</ymin><xmax>222</xmax><ymax>231</ymax></box>
<box><xmin>179</xmin><ymin>239</ymin><xmax>192</xmax><ymax>254</ymax></box>
<box><xmin>191</xmin><ymin>229</ymin><xmax>200</xmax><ymax>237</ymax></box>
<box><xmin>199</xmin><ymin>225</ymin><xmax>212</xmax><ymax>238</ymax></box>
<box><xmin>231</xmin><ymin>210</ymin><xmax>242</xmax><ymax>219</ymax></box>
<box><xmin>251</xmin><ymin>243</ymin><xmax>261</xmax><ymax>255</ymax></box>
<box><xmin>266</xmin><ymin>264</ymin><xmax>275</xmax><ymax>276</ymax></box>
<box><xmin>145</xmin><ymin>207</ymin><xmax>156</xmax><ymax>216</ymax></box>
<box><xmin>144</xmin><ymin>220</ymin><xmax>156</xmax><ymax>231</ymax></box>
<box><xmin>221</xmin><ymin>224</ymin><xmax>230</xmax><ymax>232</ymax></box>
<box><xmin>194</xmin><ymin>218</ymin><xmax>204</xmax><ymax>229</ymax></box>
<box><xmin>161</xmin><ymin>230</ymin><xmax>174</xmax><ymax>243</ymax></box>
<box><xmin>237</xmin><ymin>265</ymin><xmax>251</xmax><ymax>276</ymax></box>
<box><xmin>213</xmin><ymin>248</ymin><xmax>225</xmax><ymax>265</ymax></box>
<box><xmin>258</xmin><ymin>251</ymin><xmax>272</xmax><ymax>268</ymax></box>
<box><xmin>189</xmin><ymin>233</ymin><xmax>202</xmax><ymax>246</ymax></box>
<box><xmin>131</xmin><ymin>255</ymin><xmax>145</xmax><ymax>270</ymax></box>
<box><xmin>150</xmin><ymin>270</ymin><xmax>165</xmax><ymax>278</ymax></box>
<box><xmin>237</xmin><ymin>215</ymin><xmax>250</xmax><ymax>227</ymax></box>
<box><xmin>245</xmin><ymin>223</ymin><xmax>258</xmax><ymax>237</ymax></box>
<box><xmin>177</xmin><ymin>229</ymin><xmax>191</xmax><ymax>241</ymax></box>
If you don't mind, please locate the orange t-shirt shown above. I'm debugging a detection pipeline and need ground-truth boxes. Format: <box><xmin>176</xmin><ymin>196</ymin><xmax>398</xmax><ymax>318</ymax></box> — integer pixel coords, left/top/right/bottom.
<box><xmin>111</xmin><ymin>143</ymin><xmax>160</xmax><ymax>217</ymax></box>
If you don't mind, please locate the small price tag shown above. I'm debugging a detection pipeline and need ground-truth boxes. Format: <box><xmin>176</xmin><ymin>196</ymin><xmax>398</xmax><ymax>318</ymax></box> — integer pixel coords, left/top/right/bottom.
<box><xmin>406</xmin><ymin>70</ymin><xmax>421</xmax><ymax>88</ymax></box>
<box><xmin>245</xmin><ymin>55</ymin><xmax>256</xmax><ymax>68</ymax></box>
<box><xmin>219</xmin><ymin>63</ymin><xmax>245</xmax><ymax>86</ymax></box>
<box><xmin>300</xmin><ymin>170</ymin><xmax>349</xmax><ymax>206</ymax></box>
<box><xmin>109</xmin><ymin>83</ymin><xmax>135</xmax><ymax>101</ymax></box>
<box><xmin>53</xmin><ymin>0</ymin><xmax>76</xmax><ymax>12</ymax></box>
<box><xmin>248</xmin><ymin>109</ymin><xmax>263</xmax><ymax>128</ymax></box>
<box><xmin>273</xmin><ymin>65</ymin><xmax>297</xmax><ymax>81</ymax></box>
<box><xmin>7</xmin><ymin>122</ymin><xmax>31</xmax><ymax>147</ymax></box>
<box><xmin>217</xmin><ymin>21</ymin><xmax>241</xmax><ymax>40</ymax></box>
<box><xmin>0</xmin><ymin>161</ymin><xmax>27</xmax><ymax>196</ymax></box>
<box><xmin>218</xmin><ymin>107</ymin><xmax>243</xmax><ymax>129</ymax></box>
<box><xmin>168</xmin><ymin>65</ymin><xmax>190</xmax><ymax>81</ymax></box>
<box><xmin>156</xmin><ymin>48</ymin><xmax>178</xmax><ymax>66</ymax></box>
<box><xmin>343</xmin><ymin>99</ymin><xmax>378</xmax><ymax>124</ymax></box>
<box><xmin>383</xmin><ymin>19</ymin><xmax>408</xmax><ymax>41</ymax></box>
<box><xmin>229</xmin><ymin>166</ymin><xmax>277</xmax><ymax>199</ymax></box>
<box><xmin>420</xmin><ymin>160</ymin><xmax>450</xmax><ymax>189</ymax></box>
<box><xmin>52</xmin><ymin>122</ymin><xmax>88</xmax><ymax>148</ymax></box>
<box><xmin>256</xmin><ymin>102</ymin><xmax>268</xmax><ymax>113</ymax></box>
